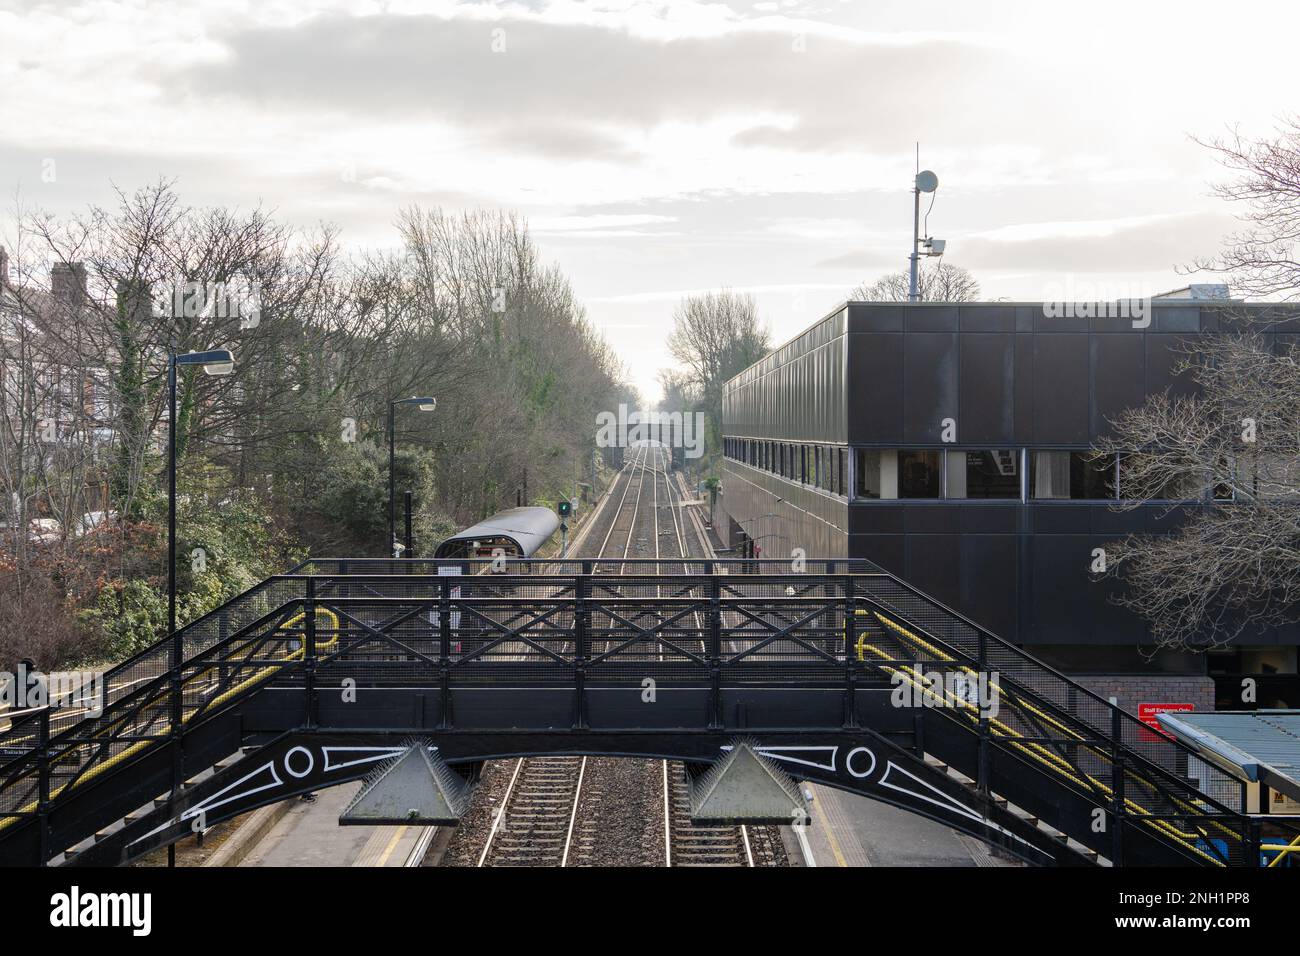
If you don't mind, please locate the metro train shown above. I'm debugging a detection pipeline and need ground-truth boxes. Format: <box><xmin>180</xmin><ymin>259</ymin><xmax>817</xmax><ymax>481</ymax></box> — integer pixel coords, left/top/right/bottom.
<box><xmin>433</xmin><ymin>506</ymin><xmax>560</xmax><ymax>565</ymax></box>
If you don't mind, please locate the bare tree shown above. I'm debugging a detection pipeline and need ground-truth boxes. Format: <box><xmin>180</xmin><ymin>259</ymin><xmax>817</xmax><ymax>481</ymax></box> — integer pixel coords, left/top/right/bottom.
<box><xmin>1090</xmin><ymin>122</ymin><xmax>1300</xmax><ymax>652</ymax></box>
<box><xmin>1094</xmin><ymin>332</ymin><xmax>1300</xmax><ymax>650</ymax></box>
<box><xmin>1190</xmin><ymin>118</ymin><xmax>1300</xmax><ymax>299</ymax></box>
<box><xmin>850</xmin><ymin>262</ymin><xmax>980</xmax><ymax>302</ymax></box>
<box><xmin>667</xmin><ymin>291</ymin><xmax>769</xmax><ymax>395</ymax></box>
<box><xmin>1</xmin><ymin>188</ymin><xmax>632</xmax><ymax>667</ymax></box>
<box><xmin>666</xmin><ymin>290</ymin><xmax>770</xmax><ymax>460</ymax></box>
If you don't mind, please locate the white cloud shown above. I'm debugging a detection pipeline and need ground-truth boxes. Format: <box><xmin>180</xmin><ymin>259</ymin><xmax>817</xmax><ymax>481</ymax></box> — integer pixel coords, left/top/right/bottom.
<box><xmin>2</xmin><ymin>0</ymin><xmax>1298</xmax><ymax>392</ymax></box>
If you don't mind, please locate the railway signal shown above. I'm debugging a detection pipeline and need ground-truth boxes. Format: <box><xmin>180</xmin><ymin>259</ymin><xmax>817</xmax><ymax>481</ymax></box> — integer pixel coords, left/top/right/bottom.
<box><xmin>557</xmin><ymin>499</ymin><xmax>571</xmax><ymax>557</ymax></box>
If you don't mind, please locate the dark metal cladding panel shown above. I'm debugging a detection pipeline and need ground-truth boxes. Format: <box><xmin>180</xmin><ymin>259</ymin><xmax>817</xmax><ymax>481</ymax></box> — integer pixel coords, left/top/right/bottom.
<box><xmin>959</xmin><ymin>304</ymin><xmax>1016</xmax><ymax>332</ymax></box>
<box><xmin>1090</xmin><ymin>333</ymin><xmax>1146</xmax><ymax>439</ymax></box>
<box><xmin>903</xmin><ymin>304</ymin><xmax>958</xmax><ymax>333</ymax></box>
<box><xmin>719</xmin><ymin>460</ymin><xmax>848</xmax><ymax>558</ymax></box>
<box><xmin>1013</xmin><ymin>332</ymin><xmax>1035</xmax><ymax>444</ymax></box>
<box><xmin>847</xmin><ymin>503</ymin><xmax>905</xmax><ymax>535</ymax></box>
<box><xmin>847</xmin><ymin>303</ymin><xmax>904</xmax><ymax>332</ymax></box>
<box><xmin>722</xmin><ymin>307</ymin><xmax>847</xmax><ymax>443</ymax></box>
<box><xmin>903</xmin><ymin>533</ymin><xmax>962</xmax><ymax>610</ymax></box>
<box><xmin>846</xmin><ymin>332</ymin><xmax>903</xmax><ymax>444</ymax></box>
<box><xmin>903</xmin><ymin>332</ymin><xmax>958</xmax><ymax>444</ymax></box>
<box><xmin>848</xmin><ymin>532</ymin><xmax>905</xmax><ymax>576</ymax></box>
<box><xmin>1028</xmin><ymin>533</ymin><xmax>1094</xmax><ymax>644</ymax></box>
<box><xmin>1031</xmin><ymin>332</ymin><xmax>1089</xmax><ymax>444</ymax></box>
<box><xmin>960</xmin><ymin>533</ymin><xmax>1018</xmax><ymax>638</ymax></box>
<box><xmin>959</xmin><ymin>332</ymin><xmax>1015</xmax><ymax>444</ymax></box>
<box><xmin>1145</xmin><ymin>333</ymin><xmax>1199</xmax><ymax>401</ymax></box>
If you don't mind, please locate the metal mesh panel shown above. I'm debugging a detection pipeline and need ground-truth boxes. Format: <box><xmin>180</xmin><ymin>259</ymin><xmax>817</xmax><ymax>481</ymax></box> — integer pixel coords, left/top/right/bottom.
<box><xmin>1</xmin><ymin>558</ymin><xmax>1276</xmax><ymax>870</ymax></box>
<box><xmin>850</xmin><ymin>572</ymin><xmax>1253</xmax><ymax>864</ymax></box>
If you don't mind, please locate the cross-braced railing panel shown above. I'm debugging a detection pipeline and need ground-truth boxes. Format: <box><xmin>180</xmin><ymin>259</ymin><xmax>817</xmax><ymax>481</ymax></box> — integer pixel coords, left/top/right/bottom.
<box><xmin>0</xmin><ymin>559</ymin><xmax>1286</xmax><ymax>868</ymax></box>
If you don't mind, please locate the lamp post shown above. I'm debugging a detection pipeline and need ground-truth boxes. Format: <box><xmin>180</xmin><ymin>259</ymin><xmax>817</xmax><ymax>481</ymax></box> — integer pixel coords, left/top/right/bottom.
<box><xmin>167</xmin><ymin>348</ymin><xmax>234</xmax><ymax>867</ymax></box>
<box><xmin>388</xmin><ymin>396</ymin><xmax>437</xmax><ymax>557</ymax></box>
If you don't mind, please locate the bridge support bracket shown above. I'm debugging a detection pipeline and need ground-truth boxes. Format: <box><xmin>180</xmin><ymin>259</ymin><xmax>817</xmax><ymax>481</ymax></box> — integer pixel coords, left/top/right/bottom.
<box><xmin>689</xmin><ymin>737</ymin><xmax>809</xmax><ymax>826</ymax></box>
<box><xmin>339</xmin><ymin>740</ymin><xmax>472</xmax><ymax>826</ymax></box>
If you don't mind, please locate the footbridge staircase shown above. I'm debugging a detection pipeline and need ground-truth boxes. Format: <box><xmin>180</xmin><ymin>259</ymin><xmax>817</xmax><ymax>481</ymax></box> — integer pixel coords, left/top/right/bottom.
<box><xmin>1</xmin><ymin>559</ymin><xmax>1293</xmax><ymax>867</ymax></box>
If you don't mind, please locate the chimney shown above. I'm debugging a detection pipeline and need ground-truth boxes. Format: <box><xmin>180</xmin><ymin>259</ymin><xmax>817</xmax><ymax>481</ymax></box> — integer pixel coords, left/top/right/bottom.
<box><xmin>50</xmin><ymin>261</ymin><xmax>88</xmax><ymax>308</ymax></box>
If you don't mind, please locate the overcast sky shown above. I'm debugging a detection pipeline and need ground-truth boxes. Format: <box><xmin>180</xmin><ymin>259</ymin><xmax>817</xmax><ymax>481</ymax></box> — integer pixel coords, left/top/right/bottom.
<box><xmin>2</xmin><ymin>0</ymin><xmax>1297</xmax><ymax>398</ymax></box>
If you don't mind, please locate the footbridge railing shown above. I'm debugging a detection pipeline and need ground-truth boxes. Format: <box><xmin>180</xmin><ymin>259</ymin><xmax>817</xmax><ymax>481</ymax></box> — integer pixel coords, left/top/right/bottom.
<box><xmin>0</xmin><ymin>559</ymin><xmax>1294</xmax><ymax>867</ymax></box>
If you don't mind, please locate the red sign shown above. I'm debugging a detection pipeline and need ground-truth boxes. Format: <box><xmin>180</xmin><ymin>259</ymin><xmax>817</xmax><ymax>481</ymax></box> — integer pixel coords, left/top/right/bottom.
<box><xmin>1138</xmin><ymin>702</ymin><xmax>1195</xmax><ymax>740</ymax></box>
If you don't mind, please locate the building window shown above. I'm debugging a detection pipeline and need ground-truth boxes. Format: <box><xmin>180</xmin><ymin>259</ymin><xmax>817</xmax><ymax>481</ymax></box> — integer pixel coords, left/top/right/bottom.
<box><xmin>898</xmin><ymin>450</ymin><xmax>941</xmax><ymax>498</ymax></box>
<box><xmin>1031</xmin><ymin>451</ymin><xmax>1117</xmax><ymax>499</ymax></box>
<box><xmin>853</xmin><ymin>449</ymin><xmax>939</xmax><ymax>499</ymax></box>
<box><xmin>856</xmin><ymin>449</ymin><xmax>886</xmax><ymax>498</ymax></box>
<box><xmin>947</xmin><ymin>450</ymin><xmax>1020</xmax><ymax>499</ymax></box>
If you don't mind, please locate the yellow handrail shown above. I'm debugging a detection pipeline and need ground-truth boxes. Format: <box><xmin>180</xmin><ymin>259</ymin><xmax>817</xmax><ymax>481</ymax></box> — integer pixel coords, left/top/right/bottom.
<box><xmin>0</xmin><ymin>607</ymin><xmax>338</xmax><ymax>834</ymax></box>
<box><xmin>857</xmin><ymin>610</ymin><xmax>1228</xmax><ymax>865</ymax></box>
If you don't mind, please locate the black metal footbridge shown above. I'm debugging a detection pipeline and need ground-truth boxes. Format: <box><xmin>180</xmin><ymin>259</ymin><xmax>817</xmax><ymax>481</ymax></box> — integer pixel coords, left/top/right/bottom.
<box><xmin>2</xmin><ymin>558</ymin><xmax>1293</xmax><ymax>867</ymax></box>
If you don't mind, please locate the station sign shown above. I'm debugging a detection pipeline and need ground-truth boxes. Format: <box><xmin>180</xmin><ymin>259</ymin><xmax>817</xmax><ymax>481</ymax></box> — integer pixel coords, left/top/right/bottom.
<box><xmin>1138</xmin><ymin>702</ymin><xmax>1194</xmax><ymax>741</ymax></box>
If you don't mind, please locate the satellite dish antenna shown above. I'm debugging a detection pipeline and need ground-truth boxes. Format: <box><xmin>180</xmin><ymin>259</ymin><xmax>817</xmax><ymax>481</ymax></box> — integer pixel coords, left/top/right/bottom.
<box><xmin>915</xmin><ymin>170</ymin><xmax>938</xmax><ymax>193</ymax></box>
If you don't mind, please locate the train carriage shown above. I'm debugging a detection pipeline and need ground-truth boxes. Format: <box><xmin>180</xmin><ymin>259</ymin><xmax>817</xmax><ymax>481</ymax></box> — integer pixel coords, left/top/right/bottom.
<box><xmin>433</xmin><ymin>506</ymin><xmax>560</xmax><ymax>563</ymax></box>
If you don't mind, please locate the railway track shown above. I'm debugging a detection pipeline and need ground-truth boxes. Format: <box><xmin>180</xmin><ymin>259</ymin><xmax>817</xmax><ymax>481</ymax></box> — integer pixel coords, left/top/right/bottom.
<box><xmin>445</xmin><ymin>445</ymin><xmax>786</xmax><ymax>867</ymax></box>
<box><xmin>478</xmin><ymin>756</ymin><xmax>585</xmax><ymax>866</ymax></box>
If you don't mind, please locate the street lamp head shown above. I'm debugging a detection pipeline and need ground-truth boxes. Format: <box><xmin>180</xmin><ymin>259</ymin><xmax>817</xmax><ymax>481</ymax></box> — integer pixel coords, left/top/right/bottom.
<box><xmin>175</xmin><ymin>349</ymin><xmax>235</xmax><ymax>376</ymax></box>
<box><xmin>398</xmin><ymin>396</ymin><xmax>437</xmax><ymax>412</ymax></box>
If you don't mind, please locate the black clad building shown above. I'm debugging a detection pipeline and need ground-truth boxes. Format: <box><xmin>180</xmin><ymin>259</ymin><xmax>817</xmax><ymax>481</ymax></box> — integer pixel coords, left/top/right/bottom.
<box><xmin>719</xmin><ymin>299</ymin><xmax>1299</xmax><ymax>713</ymax></box>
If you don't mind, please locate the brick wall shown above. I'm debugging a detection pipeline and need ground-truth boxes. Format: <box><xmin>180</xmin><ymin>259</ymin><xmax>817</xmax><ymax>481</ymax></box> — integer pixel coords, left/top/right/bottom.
<box><xmin>1072</xmin><ymin>674</ymin><xmax>1216</xmax><ymax>717</ymax></box>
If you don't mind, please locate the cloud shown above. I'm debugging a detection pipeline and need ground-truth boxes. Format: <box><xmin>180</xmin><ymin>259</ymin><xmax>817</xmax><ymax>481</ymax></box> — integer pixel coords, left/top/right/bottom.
<box><xmin>814</xmin><ymin>249</ymin><xmax>898</xmax><ymax>270</ymax></box>
<box><xmin>172</xmin><ymin>12</ymin><xmax>1024</xmax><ymax>159</ymax></box>
<box><xmin>957</xmin><ymin>211</ymin><xmax>1237</xmax><ymax>274</ymax></box>
<box><xmin>531</xmin><ymin>213</ymin><xmax>676</xmax><ymax>231</ymax></box>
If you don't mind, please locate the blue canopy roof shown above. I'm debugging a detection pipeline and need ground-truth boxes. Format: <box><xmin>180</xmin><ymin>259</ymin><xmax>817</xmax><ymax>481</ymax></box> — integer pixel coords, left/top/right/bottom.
<box><xmin>1158</xmin><ymin>710</ymin><xmax>1300</xmax><ymax>803</ymax></box>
